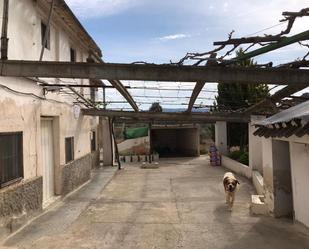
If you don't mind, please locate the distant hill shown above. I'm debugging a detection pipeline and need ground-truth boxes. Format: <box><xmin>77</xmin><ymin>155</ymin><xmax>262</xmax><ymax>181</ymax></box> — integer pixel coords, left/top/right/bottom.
<box><xmin>163</xmin><ymin>108</ymin><xmax>209</xmax><ymax>113</ymax></box>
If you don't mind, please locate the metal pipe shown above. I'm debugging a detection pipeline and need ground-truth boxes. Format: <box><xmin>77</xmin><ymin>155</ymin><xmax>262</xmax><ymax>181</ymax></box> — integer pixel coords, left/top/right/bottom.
<box><xmin>1</xmin><ymin>0</ymin><xmax>9</xmax><ymax>60</ymax></box>
<box><xmin>226</xmin><ymin>30</ymin><xmax>309</xmax><ymax>65</ymax></box>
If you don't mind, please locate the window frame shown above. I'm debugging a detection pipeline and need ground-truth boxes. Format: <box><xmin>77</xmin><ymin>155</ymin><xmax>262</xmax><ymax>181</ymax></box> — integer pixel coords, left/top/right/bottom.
<box><xmin>65</xmin><ymin>137</ymin><xmax>74</xmax><ymax>164</ymax></box>
<box><xmin>91</xmin><ymin>131</ymin><xmax>96</xmax><ymax>152</ymax></box>
<box><xmin>70</xmin><ymin>47</ymin><xmax>76</xmax><ymax>62</ymax></box>
<box><xmin>0</xmin><ymin>132</ymin><xmax>24</xmax><ymax>188</ymax></box>
<box><xmin>41</xmin><ymin>22</ymin><xmax>50</xmax><ymax>50</ymax></box>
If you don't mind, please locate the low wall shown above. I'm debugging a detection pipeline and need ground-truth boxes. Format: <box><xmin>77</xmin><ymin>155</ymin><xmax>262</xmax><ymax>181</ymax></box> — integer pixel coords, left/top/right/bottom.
<box><xmin>252</xmin><ymin>170</ymin><xmax>264</xmax><ymax>195</ymax></box>
<box><xmin>61</xmin><ymin>154</ymin><xmax>91</xmax><ymax>196</ymax></box>
<box><xmin>90</xmin><ymin>150</ymin><xmax>100</xmax><ymax>169</ymax></box>
<box><xmin>221</xmin><ymin>155</ymin><xmax>252</xmax><ymax>179</ymax></box>
<box><xmin>0</xmin><ymin>177</ymin><xmax>42</xmax><ymax>239</ymax></box>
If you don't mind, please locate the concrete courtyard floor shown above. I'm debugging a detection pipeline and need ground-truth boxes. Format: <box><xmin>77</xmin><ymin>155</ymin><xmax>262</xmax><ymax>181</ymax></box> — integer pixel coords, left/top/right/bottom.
<box><xmin>2</xmin><ymin>156</ymin><xmax>309</xmax><ymax>249</ymax></box>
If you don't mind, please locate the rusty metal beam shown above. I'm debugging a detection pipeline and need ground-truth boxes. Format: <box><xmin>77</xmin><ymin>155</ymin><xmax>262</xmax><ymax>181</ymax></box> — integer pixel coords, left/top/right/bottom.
<box><xmin>82</xmin><ymin>109</ymin><xmax>249</xmax><ymax>123</ymax></box>
<box><xmin>1</xmin><ymin>60</ymin><xmax>309</xmax><ymax>85</ymax></box>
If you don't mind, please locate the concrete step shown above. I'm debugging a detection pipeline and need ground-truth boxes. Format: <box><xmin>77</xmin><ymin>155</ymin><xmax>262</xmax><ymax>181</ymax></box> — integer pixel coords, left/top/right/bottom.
<box><xmin>250</xmin><ymin>194</ymin><xmax>268</xmax><ymax>215</ymax></box>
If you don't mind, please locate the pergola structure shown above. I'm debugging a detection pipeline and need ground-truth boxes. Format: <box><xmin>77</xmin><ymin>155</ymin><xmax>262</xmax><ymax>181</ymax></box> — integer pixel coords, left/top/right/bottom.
<box><xmin>1</xmin><ymin>2</ymin><xmax>309</xmax><ymax>167</ymax></box>
<box><xmin>1</xmin><ymin>4</ymin><xmax>306</xmax><ymax>122</ymax></box>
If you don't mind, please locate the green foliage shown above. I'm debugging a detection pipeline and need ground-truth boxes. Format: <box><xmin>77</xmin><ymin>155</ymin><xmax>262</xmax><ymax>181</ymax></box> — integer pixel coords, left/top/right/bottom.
<box><xmin>238</xmin><ymin>152</ymin><xmax>249</xmax><ymax>166</ymax></box>
<box><xmin>215</xmin><ymin>48</ymin><xmax>269</xmax><ymax>111</ymax></box>
<box><xmin>149</xmin><ymin>102</ymin><xmax>163</xmax><ymax>112</ymax></box>
<box><xmin>228</xmin><ymin>150</ymin><xmax>249</xmax><ymax>166</ymax></box>
<box><xmin>228</xmin><ymin>150</ymin><xmax>243</xmax><ymax>160</ymax></box>
<box><xmin>215</xmin><ymin>48</ymin><xmax>269</xmax><ymax>149</ymax></box>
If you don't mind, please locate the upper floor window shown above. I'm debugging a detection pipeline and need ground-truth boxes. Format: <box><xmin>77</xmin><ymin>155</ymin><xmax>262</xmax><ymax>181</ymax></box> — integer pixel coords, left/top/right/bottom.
<box><xmin>65</xmin><ymin>137</ymin><xmax>74</xmax><ymax>163</ymax></box>
<box><xmin>70</xmin><ymin>48</ymin><xmax>76</xmax><ymax>62</ymax></box>
<box><xmin>0</xmin><ymin>132</ymin><xmax>23</xmax><ymax>188</ymax></box>
<box><xmin>41</xmin><ymin>22</ymin><xmax>50</xmax><ymax>50</ymax></box>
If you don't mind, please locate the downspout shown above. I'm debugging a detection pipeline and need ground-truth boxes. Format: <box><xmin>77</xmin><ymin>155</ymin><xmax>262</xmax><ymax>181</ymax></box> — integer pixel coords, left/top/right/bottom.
<box><xmin>1</xmin><ymin>0</ymin><xmax>9</xmax><ymax>60</ymax></box>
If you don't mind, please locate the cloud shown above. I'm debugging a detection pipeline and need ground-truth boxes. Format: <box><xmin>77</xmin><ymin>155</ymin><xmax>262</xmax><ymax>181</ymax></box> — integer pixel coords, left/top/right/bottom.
<box><xmin>65</xmin><ymin>0</ymin><xmax>142</xmax><ymax>18</ymax></box>
<box><xmin>158</xmin><ymin>33</ymin><xmax>191</xmax><ymax>41</ymax></box>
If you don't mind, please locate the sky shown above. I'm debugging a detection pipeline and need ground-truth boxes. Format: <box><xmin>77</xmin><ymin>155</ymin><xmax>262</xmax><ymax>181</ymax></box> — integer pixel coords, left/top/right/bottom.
<box><xmin>66</xmin><ymin>0</ymin><xmax>309</xmax><ymax>110</ymax></box>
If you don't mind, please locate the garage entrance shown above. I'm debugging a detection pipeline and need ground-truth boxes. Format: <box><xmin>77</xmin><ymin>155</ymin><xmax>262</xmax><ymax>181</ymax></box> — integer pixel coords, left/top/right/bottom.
<box><xmin>151</xmin><ymin>127</ymin><xmax>200</xmax><ymax>157</ymax></box>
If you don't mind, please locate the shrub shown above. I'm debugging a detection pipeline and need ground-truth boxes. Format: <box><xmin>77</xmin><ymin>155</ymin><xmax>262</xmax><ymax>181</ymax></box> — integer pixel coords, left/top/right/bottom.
<box><xmin>238</xmin><ymin>152</ymin><xmax>249</xmax><ymax>166</ymax></box>
<box><xmin>228</xmin><ymin>150</ymin><xmax>243</xmax><ymax>160</ymax></box>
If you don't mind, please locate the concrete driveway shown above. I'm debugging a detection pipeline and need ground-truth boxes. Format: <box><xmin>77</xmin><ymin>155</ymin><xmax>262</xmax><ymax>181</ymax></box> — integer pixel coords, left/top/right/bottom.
<box><xmin>3</xmin><ymin>157</ymin><xmax>309</xmax><ymax>249</ymax></box>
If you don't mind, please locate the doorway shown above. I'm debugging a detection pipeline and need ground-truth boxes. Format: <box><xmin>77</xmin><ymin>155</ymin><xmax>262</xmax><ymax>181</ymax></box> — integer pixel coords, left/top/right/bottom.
<box><xmin>272</xmin><ymin>140</ymin><xmax>293</xmax><ymax>218</ymax></box>
<box><xmin>41</xmin><ymin>118</ymin><xmax>55</xmax><ymax>205</ymax></box>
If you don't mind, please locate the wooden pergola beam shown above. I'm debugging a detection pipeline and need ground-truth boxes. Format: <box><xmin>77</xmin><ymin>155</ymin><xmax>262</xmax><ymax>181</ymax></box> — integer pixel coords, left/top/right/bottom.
<box><xmin>1</xmin><ymin>60</ymin><xmax>309</xmax><ymax>85</ymax></box>
<box><xmin>82</xmin><ymin>109</ymin><xmax>249</xmax><ymax>123</ymax></box>
<box><xmin>187</xmin><ymin>81</ymin><xmax>206</xmax><ymax>112</ymax></box>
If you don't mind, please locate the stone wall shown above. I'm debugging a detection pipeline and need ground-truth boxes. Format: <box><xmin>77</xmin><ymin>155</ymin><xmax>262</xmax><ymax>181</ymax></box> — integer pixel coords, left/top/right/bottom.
<box><xmin>0</xmin><ymin>177</ymin><xmax>42</xmax><ymax>238</ymax></box>
<box><xmin>90</xmin><ymin>150</ymin><xmax>100</xmax><ymax>169</ymax></box>
<box><xmin>61</xmin><ymin>154</ymin><xmax>92</xmax><ymax>196</ymax></box>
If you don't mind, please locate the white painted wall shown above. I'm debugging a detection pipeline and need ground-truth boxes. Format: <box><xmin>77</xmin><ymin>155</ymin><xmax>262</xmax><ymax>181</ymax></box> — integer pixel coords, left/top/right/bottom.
<box><xmin>290</xmin><ymin>142</ymin><xmax>309</xmax><ymax>228</ymax></box>
<box><xmin>215</xmin><ymin>121</ymin><xmax>227</xmax><ymax>155</ymax></box>
<box><xmin>0</xmin><ymin>0</ymin><xmax>100</xmax><ymax>186</ymax></box>
<box><xmin>221</xmin><ymin>155</ymin><xmax>252</xmax><ymax>178</ymax></box>
<box><xmin>249</xmin><ymin>116</ymin><xmax>264</xmax><ymax>174</ymax></box>
<box><xmin>261</xmin><ymin>137</ymin><xmax>275</xmax><ymax>213</ymax></box>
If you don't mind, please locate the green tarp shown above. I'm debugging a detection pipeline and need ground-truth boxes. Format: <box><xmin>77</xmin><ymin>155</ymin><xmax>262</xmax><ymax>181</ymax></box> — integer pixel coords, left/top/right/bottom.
<box><xmin>124</xmin><ymin>127</ymin><xmax>148</xmax><ymax>139</ymax></box>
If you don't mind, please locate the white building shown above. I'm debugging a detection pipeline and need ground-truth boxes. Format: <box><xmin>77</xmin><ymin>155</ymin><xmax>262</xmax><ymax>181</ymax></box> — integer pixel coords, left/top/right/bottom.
<box><xmin>0</xmin><ymin>0</ymin><xmax>104</xmax><ymax>238</ymax></box>
<box><xmin>253</xmin><ymin>100</ymin><xmax>309</xmax><ymax>228</ymax></box>
<box><xmin>215</xmin><ymin>100</ymin><xmax>309</xmax><ymax>229</ymax></box>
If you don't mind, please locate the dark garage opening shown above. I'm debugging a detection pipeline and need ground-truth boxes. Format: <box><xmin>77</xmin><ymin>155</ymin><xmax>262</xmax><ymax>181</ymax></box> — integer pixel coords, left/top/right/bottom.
<box><xmin>151</xmin><ymin>127</ymin><xmax>200</xmax><ymax>157</ymax></box>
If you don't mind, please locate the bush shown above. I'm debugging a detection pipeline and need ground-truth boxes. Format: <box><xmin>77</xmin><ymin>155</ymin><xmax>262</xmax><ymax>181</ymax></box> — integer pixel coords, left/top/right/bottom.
<box><xmin>228</xmin><ymin>150</ymin><xmax>243</xmax><ymax>160</ymax></box>
<box><xmin>228</xmin><ymin>150</ymin><xmax>249</xmax><ymax>166</ymax></box>
<box><xmin>238</xmin><ymin>152</ymin><xmax>249</xmax><ymax>166</ymax></box>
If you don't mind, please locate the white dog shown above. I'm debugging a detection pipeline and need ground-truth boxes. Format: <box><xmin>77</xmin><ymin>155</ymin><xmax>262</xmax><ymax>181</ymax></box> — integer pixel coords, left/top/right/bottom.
<box><xmin>223</xmin><ymin>172</ymin><xmax>240</xmax><ymax>210</ymax></box>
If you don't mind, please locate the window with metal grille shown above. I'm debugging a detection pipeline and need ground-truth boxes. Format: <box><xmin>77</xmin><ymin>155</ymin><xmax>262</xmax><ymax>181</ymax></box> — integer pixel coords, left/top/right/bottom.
<box><xmin>41</xmin><ymin>22</ymin><xmax>50</xmax><ymax>50</ymax></box>
<box><xmin>0</xmin><ymin>132</ymin><xmax>23</xmax><ymax>188</ymax></box>
<box><xmin>70</xmin><ymin>48</ymin><xmax>76</xmax><ymax>62</ymax></box>
<box><xmin>65</xmin><ymin>137</ymin><xmax>74</xmax><ymax>163</ymax></box>
<box><xmin>91</xmin><ymin>131</ymin><xmax>96</xmax><ymax>152</ymax></box>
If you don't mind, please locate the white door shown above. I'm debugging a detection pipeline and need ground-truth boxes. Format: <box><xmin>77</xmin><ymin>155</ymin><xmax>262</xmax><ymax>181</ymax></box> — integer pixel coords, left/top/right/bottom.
<box><xmin>41</xmin><ymin>119</ymin><xmax>55</xmax><ymax>205</ymax></box>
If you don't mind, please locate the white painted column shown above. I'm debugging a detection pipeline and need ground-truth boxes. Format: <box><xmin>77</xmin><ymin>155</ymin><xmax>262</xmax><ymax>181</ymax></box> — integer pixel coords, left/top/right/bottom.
<box><xmin>249</xmin><ymin>115</ymin><xmax>264</xmax><ymax>174</ymax></box>
<box><xmin>215</xmin><ymin>121</ymin><xmax>227</xmax><ymax>155</ymax></box>
<box><xmin>100</xmin><ymin>117</ymin><xmax>113</xmax><ymax>166</ymax></box>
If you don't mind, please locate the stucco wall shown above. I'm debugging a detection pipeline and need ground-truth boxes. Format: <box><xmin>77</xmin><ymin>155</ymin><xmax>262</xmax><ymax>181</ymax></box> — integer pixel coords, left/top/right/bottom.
<box><xmin>249</xmin><ymin>116</ymin><xmax>264</xmax><ymax>174</ymax></box>
<box><xmin>261</xmin><ymin>137</ymin><xmax>275</xmax><ymax>214</ymax></box>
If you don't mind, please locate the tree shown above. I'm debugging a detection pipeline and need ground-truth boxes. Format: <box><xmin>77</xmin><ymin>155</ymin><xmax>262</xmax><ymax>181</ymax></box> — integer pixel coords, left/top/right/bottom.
<box><xmin>149</xmin><ymin>102</ymin><xmax>163</xmax><ymax>112</ymax></box>
<box><xmin>216</xmin><ymin>48</ymin><xmax>269</xmax><ymax>110</ymax></box>
<box><xmin>215</xmin><ymin>48</ymin><xmax>269</xmax><ymax>149</ymax></box>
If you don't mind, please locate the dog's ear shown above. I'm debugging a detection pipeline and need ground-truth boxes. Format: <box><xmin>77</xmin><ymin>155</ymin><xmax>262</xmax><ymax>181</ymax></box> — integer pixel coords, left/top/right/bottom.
<box><xmin>236</xmin><ymin>180</ymin><xmax>240</xmax><ymax>185</ymax></box>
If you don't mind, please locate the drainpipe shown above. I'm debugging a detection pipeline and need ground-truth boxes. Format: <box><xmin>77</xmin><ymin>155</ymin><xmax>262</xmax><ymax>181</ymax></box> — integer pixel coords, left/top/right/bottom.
<box><xmin>1</xmin><ymin>0</ymin><xmax>9</xmax><ymax>60</ymax></box>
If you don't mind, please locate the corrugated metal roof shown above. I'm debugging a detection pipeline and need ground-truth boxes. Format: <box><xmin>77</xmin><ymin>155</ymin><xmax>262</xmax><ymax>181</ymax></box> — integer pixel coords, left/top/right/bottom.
<box><xmin>255</xmin><ymin>100</ymin><xmax>309</xmax><ymax>126</ymax></box>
